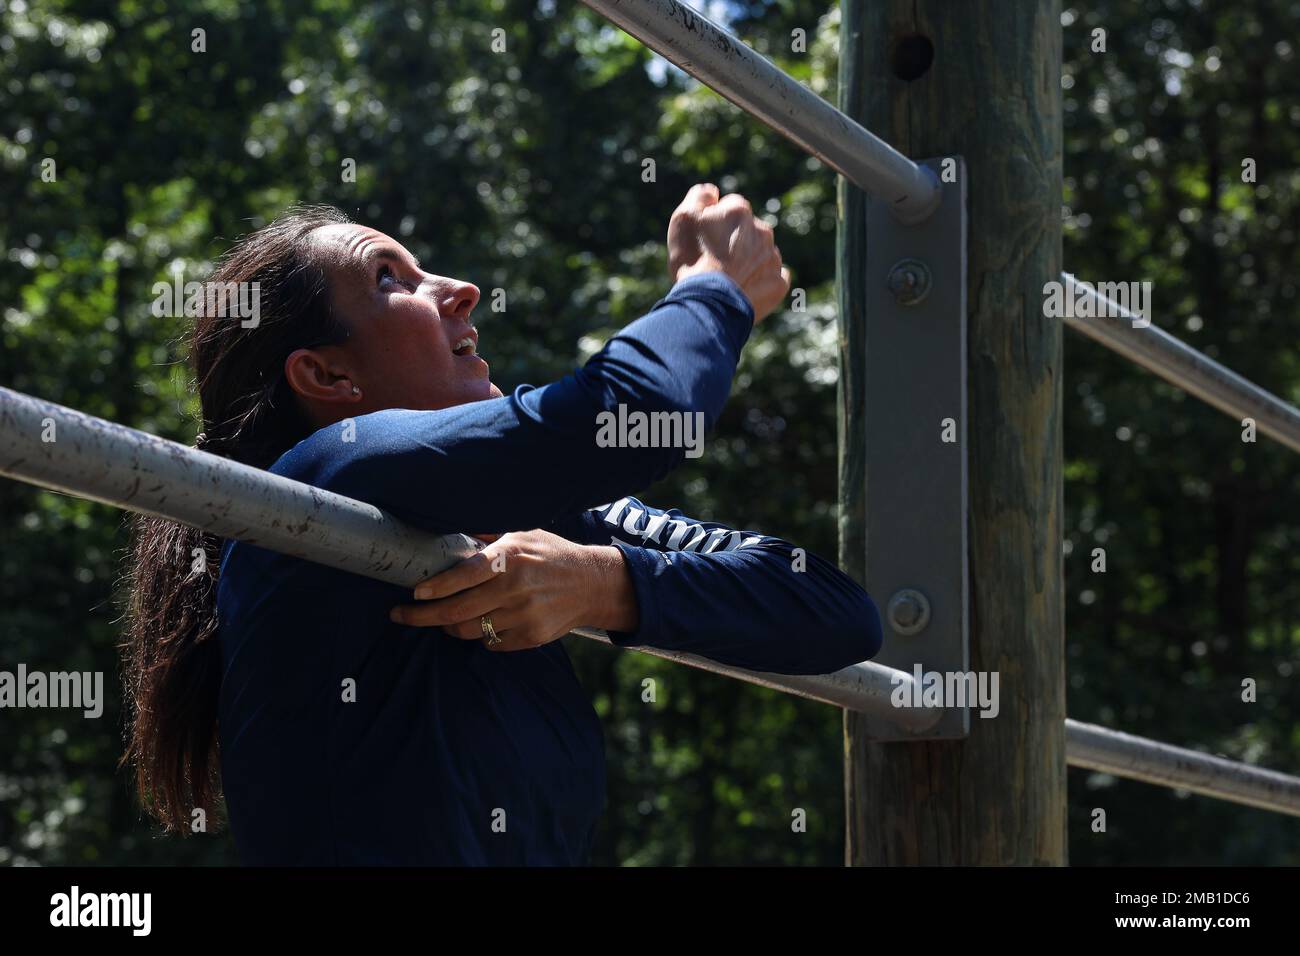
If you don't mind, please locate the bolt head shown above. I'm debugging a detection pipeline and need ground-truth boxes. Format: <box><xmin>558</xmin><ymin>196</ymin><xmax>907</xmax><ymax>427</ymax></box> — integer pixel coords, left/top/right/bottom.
<box><xmin>886</xmin><ymin>588</ymin><xmax>931</xmax><ymax>636</ymax></box>
<box><xmin>886</xmin><ymin>258</ymin><xmax>932</xmax><ymax>306</ymax></box>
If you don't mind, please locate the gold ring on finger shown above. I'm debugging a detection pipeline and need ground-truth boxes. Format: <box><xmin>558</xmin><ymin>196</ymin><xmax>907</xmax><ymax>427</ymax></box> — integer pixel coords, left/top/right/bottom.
<box><xmin>481</xmin><ymin>615</ymin><xmax>502</xmax><ymax>647</ymax></box>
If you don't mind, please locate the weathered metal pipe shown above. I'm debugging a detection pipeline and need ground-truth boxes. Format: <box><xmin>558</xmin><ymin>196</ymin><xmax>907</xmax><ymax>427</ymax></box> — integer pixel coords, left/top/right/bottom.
<box><xmin>578</xmin><ymin>0</ymin><xmax>941</xmax><ymax>223</ymax></box>
<box><xmin>1061</xmin><ymin>273</ymin><xmax>1300</xmax><ymax>455</ymax></box>
<box><xmin>10</xmin><ymin>387</ymin><xmax>1300</xmax><ymax>809</ymax></box>
<box><xmin>0</xmin><ymin>385</ymin><xmax>943</xmax><ymax>731</ymax></box>
<box><xmin>1066</xmin><ymin>719</ymin><xmax>1300</xmax><ymax>818</ymax></box>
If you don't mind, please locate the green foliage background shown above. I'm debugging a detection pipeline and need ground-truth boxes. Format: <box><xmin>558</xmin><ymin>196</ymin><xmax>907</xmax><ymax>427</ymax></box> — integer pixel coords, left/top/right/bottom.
<box><xmin>0</xmin><ymin>0</ymin><xmax>1296</xmax><ymax>865</ymax></box>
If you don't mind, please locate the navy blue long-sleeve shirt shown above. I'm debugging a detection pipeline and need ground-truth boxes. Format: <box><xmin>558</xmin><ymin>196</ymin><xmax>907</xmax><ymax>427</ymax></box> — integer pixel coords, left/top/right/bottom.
<box><xmin>215</xmin><ymin>271</ymin><xmax>883</xmax><ymax>866</ymax></box>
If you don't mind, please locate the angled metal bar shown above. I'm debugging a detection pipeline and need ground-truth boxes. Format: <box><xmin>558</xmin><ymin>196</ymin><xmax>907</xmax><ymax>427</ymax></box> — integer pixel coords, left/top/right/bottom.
<box><xmin>1066</xmin><ymin>719</ymin><xmax>1300</xmax><ymax>818</ymax></box>
<box><xmin>578</xmin><ymin>0</ymin><xmax>941</xmax><ymax>224</ymax></box>
<box><xmin>573</xmin><ymin>627</ymin><xmax>939</xmax><ymax>727</ymax></box>
<box><xmin>8</xmin><ymin>387</ymin><xmax>1300</xmax><ymax>811</ymax></box>
<box><xmin>1061</xmin><ymin>273</ymin><xmax>1300</xmax><ymax>455</ymax></box>
<box><xmin>0</xmin><ymin>386</ymin><xmax>481</xmax><ymax>585</ymax></box>
<box><xmin>0</xmin><ymin>386</ymin><xmax>942</xmax><ymax>732</ymax></box>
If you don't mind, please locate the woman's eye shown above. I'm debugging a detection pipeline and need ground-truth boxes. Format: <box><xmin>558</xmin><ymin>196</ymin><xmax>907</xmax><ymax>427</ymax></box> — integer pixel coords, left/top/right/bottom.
<box><xmin>377</xmin><ymin>265</ymin><xmax>414</xmax><ymax>291</ymax></box>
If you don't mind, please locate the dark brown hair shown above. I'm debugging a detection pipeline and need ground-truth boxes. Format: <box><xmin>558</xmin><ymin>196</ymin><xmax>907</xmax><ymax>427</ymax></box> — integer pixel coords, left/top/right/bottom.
<box><xmin>121</xmin><ymin>204</ymin><xmax>351</xmax><ymax>832</ymax></box>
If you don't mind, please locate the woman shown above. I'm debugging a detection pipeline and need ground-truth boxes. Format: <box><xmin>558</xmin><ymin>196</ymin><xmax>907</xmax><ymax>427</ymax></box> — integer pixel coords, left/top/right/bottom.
<box><xmin>123</xmin><ymin>185</ymin><xmax>884</xmax><ymax>865</ymax></box>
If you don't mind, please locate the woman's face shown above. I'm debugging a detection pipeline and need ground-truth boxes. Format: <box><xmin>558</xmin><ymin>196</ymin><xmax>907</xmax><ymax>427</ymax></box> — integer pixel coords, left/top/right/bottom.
<box><xmin>300</xmin><ymin>223</ymin><xmax>504</xmax><ymax>415</ymax></box>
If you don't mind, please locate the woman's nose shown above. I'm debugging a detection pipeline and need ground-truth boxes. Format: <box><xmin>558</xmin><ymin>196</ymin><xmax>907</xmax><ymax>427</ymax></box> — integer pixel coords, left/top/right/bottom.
<box><xmin>438</xmin><ymin>278</ymin><xmax>479</xmax><ymax>319</ymax></box>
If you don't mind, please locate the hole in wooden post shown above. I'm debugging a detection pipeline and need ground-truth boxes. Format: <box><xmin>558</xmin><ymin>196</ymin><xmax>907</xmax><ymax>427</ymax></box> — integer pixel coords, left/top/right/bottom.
<box><xmin>890</xmin><ymin>34</ymin><xmax>934</xmax><ymax>82</ymax></box>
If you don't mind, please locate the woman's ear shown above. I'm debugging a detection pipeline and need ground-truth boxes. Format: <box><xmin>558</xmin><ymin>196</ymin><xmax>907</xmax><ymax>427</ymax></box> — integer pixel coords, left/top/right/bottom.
<box><xmin>283</xmin><ymin>348</ymin><xmax>362</xmax><ymax>407</ymax></box>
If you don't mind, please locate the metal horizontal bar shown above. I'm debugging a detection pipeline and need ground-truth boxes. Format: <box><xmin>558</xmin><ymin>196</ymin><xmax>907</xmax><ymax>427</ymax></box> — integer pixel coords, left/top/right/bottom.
<box><xmin>572</xmin><ymin>627</ymin><xmax>941</xmax><ymax>730</ymax></box>
<box><xmin>0</xmin><ymin>386</ymin><xmax>940</xmax><ymax>731</ymax></box>
<box><xmin>578</xmin><ymin>0</ymin><xmax>941</xmax><ymax>224</ymax></box>
<box><xmin>8</xmin><ymin>389</ymin><xmax>1298</xmax><ymax>810</ymax></box>
<box><xmin>0</xmin><ymin>387</ymin><xmax>481</xmax><ymax>586</ymax></box>
<box><xmin>1061</xmin><ymin>273</ymin><xmax>1300</xmax><ymax>455</ymax></box>
<box><xmin>1066</xmin><ymin>719</ymin><xmax>1300</xmax><ymax>818</ymax></box>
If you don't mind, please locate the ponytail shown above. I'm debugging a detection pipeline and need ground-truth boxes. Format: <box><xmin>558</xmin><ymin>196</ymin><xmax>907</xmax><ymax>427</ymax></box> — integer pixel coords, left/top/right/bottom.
<box><xmin>120</xmin><ymin>514</ymin><xmax>225</xmax><ymax>831</ymax></box>
<box><xmin>119</xmin><ymin>204</ymin><xmax>349</xmax><ymax>832</ymax></box>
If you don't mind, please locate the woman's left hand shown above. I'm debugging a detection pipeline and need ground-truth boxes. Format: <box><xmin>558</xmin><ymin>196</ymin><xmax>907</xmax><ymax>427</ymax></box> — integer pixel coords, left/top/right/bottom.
<box><xmin>389</xmin><ymin>529</ymin><xmax>639</xmax><ymax>651</ymax></box>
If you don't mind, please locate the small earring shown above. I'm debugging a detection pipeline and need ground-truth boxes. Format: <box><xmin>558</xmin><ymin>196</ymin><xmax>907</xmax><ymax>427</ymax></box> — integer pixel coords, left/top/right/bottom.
<box><xmin>351</xmin><ymin>385</ymin><xmax>361</xmax><ymax>396</ymax></box>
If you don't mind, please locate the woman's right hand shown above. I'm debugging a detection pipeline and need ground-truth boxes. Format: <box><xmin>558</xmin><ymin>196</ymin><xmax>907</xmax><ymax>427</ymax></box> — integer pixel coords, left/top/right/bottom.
<box><xmin>667</xmin><ymin>183</ymin><xmax>791</xmax><ymax>323</ymax></box>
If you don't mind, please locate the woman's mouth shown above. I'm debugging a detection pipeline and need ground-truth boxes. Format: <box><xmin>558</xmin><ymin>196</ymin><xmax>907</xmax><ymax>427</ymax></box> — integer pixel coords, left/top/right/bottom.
<box><xmin>451</xmin><ymin>336</ymin><xmax>488</xmax><ymax>373</ymax></box>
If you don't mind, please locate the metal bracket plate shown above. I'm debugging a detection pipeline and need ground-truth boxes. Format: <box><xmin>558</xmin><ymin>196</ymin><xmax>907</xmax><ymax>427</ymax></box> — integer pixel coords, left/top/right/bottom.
<box><xmin>861</xmin><ymin>156</ymin><xmax>969</xmax><ymax>740</ymax></box>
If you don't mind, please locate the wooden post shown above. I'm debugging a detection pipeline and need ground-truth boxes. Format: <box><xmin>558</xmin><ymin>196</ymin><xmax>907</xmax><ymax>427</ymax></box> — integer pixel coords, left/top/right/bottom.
<box><xmin>837</xmin><ymin>1</ymin><xmax>1066</xmax><ymax>864</ymax></box>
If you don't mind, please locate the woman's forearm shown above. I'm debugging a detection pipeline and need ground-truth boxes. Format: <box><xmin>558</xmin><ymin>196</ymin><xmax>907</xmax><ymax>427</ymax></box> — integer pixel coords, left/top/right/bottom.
<box><xmin>548</xmin><ymin>496</ymin><xmax>884</xmax><ymax>675</ymax></box>
<box><xmin>580</xmin><ymin>545</ymin><xmax>640</xmax><ymax>634</ymax></box>
<box><xmin>395</xmin><ymin>510</ymin><xmax>878</xmax><ymax>673</ymax></box>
